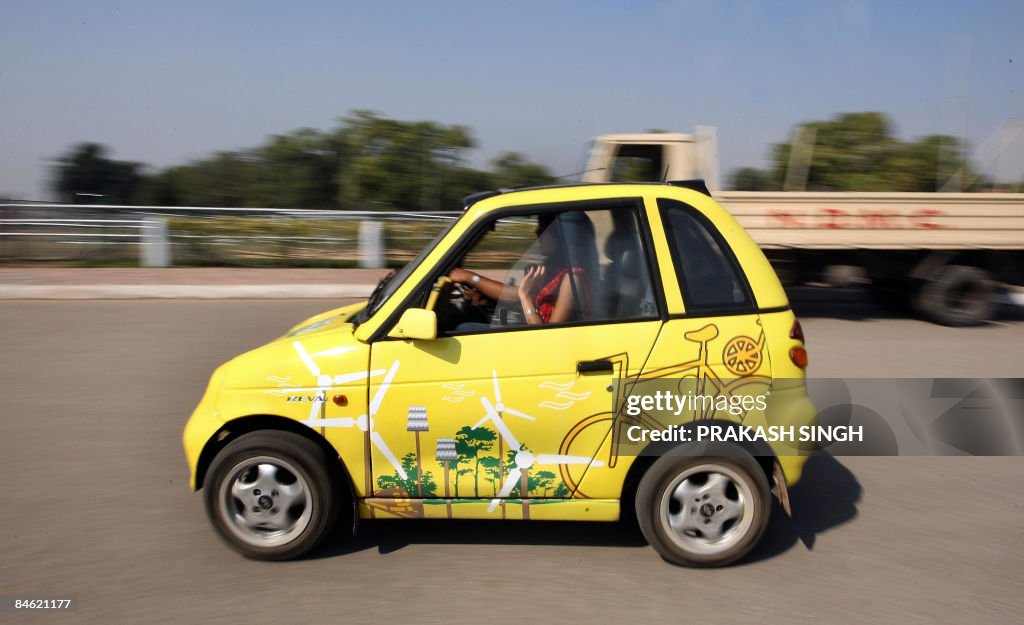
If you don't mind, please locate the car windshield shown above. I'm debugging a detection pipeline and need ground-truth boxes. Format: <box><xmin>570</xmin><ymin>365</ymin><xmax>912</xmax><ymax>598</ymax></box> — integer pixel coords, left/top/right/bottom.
<box><xmin>353</xmin><ymin>218</ymin><xmax>458</xmax><ymax>327</ymax></box>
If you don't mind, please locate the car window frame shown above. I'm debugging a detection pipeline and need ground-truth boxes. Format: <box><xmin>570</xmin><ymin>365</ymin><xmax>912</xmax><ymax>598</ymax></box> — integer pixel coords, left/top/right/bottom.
<box><xmin>369</xmin><ymin>197</ymin><xmax>667</xmax><ymax>342</ymax></box>
<box><xmin>657</xmin><ymin>198</ymin><xmax>758</xmax><ymax>317</ymax></box>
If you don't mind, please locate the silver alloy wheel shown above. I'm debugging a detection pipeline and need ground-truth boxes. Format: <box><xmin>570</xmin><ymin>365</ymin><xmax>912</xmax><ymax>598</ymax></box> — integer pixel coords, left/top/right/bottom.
<box><xmin>217</xmin><ymin>455</ymin><xmax>314</xmax><ymax>548</ymax></box>
<box><xmin>658</xmin><ymin>463</ymin><xmax>755</xmax><ymax>555</ymax></box>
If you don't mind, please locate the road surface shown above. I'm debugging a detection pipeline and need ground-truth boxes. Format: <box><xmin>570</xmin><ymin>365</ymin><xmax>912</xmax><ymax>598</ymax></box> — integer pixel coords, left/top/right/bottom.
<box><xmin>2</xmin><ymin>300</ymin><xmax>1022</xmax><ymax>624</ymax></box>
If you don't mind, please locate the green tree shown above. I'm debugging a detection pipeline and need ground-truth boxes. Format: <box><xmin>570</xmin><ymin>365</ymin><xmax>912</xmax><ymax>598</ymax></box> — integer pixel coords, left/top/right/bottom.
<box><xmin>440</xmin><ymin>166</ymin><xmax>496</xmax><ymax>208</ymax></box>
<box><xmin>479</xmin><ymin>455</ymin><xmax>502</xmax><ymax>496</ymax></box>
<box><xmin>729</xmin><ymin>167</ymin><xmax>772</xmax><ymax>191</ymax></box>
<box><xmin>334</xmin><ymin>110</ymin><xmax>475</xmax><ymax>210</ymax></box>
<box><xmin>257</xmin><ymin>128</ymin><xmax>341</xmax><ymax>208</ymax></box>
<box><xmin>132</xmin><ymin>126</ymin><xmax>345</xmax><ymax>208</ymax></box>
<box><xmin>376</xmin><ymin>453</ymin><xmax>437</xmax><ymax>497</ymax></box>
<box><xmin>729</xmin><ymin>112</ymin><xmax>986</xmax><ymax>192</ymax></box>
<box><xmin>455</xmin><ymin>467</ymin><xmax>474</xmax><ymax>498</ymax></box>
<box><xmin>165</xmin><ymin>151</ymin><xmax>266</xmax><ymax>207</ymax></box>
<box><xmin>503</xmin><ymin>449</ymin><xmax>523</xmax><ymax>497</ymax></box>
<box><xmin>532</xmin><ymin>470</ymin><xmax>557</xmax><ymax>497</ymax></box>
<box><xmin>490</xmin><ymin>152</ymin><xmax>556</xmax><ymax>189</ymax></box>
<box><xmin>54</xmin><ymin>111</ymin><xmax>567</xmax><ymax>210</ymax></box>
<box><xmin>801</xmin><ymin>111</ymin><xmax>893</xmax><ymax>191</ymax></box>
<box><xmin>51</xmin><ymin>143</ymin><xmax>144</xmax><ymax>204</ymax></box>
<box><xmin>885</xmin><ymin>134</ymin><xmax>988</xmax><ymax>191</ymax></box>
<box><xmin>454</xmin><ymin>425</ymin><xmax>496</xmax><ymax>497</ymax></box>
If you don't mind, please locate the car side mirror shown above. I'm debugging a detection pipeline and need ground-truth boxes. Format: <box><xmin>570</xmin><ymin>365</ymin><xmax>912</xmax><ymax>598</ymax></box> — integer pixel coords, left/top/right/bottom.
<box><xmin>388</xmin><ymin>308</ymin><xmax>437</xmax><ymax>341</ymax></box>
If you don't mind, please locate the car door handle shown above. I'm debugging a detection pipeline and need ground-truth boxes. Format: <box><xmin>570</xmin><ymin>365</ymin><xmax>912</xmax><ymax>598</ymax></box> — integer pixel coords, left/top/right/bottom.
<box><xmin>577</xmin><ymin>359</ymin><xmax>613</xmax><ymax>374</ymax></box>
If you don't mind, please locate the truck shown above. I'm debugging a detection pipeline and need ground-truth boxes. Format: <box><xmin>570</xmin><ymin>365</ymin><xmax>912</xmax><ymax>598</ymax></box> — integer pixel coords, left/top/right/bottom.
<box><xmin>582</xmin><ymin>131</ymin><xmax>1024</xmax><ymax>326</ymax></box>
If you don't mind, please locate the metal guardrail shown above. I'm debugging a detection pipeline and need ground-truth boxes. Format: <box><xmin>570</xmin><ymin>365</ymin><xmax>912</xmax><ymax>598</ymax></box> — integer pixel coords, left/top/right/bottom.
<box><xmin>0</xmin><ymin>204</ymin><xmax>462</xmax><ymax>267</ymax></box>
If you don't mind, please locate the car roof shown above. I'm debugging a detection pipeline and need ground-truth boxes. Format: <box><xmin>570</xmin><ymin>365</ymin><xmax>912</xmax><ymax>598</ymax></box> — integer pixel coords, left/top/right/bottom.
<box><xmin>462</xmin><ymin>180</ymin><xmax>711</xmax><ymax>210</ymax></box>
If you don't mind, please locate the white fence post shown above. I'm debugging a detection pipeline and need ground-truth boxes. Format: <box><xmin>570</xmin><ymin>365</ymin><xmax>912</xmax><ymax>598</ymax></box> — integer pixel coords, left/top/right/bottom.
<box><xmin>358</xmin><ymin>220</ymin><xmax>385</xmax><ymax>268</ymax></box>
<box><xmin>140</xmin><ymin>217</ymin><xmax>171</xmax><ymax>267</ymax></box>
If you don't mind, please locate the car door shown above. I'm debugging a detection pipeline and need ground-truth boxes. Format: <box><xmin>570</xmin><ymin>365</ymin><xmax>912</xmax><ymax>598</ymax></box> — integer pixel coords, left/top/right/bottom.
<box><xmin>640</xmin><ymin>196</ymin><xmax>773</xmax><ymax>418</ymax></box>
<box><xmin>572</xmin><ymin>194</ymin><xmax>774</xmax><ymax>500</ymax></box>
<box><xmin>363</xmin><ymin>199</ymin><xmax>665</xmax><ymax>519</ymax></box>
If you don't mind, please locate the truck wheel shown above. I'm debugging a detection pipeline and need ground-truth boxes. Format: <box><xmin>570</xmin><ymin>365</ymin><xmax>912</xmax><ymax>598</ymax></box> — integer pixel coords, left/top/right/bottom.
<box><xmin>916</xmin><ymin>265</ymin><xmax>995</xmax><ymax>327</ymax></box>
<box><xmin>204</xmin><ymin>431</ymin><xmax>340</xmax><ymax>560</ymax></box>
<box><xmin>635</xmin><ymin>446</ymin><xmax>770</xmax><ymax>567</ymax></box>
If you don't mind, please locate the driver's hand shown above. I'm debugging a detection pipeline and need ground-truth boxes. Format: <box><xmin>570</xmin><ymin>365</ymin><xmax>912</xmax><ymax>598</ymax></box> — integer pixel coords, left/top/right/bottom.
<box><xmin>449</xmin><ymin>268</ymin><xmax>471</xmax><ymax>284</ymax></box>
<box><xmin>461</xmin><ymin>285</ymin><xmax>488</xmax><ymax>307</ymax></box>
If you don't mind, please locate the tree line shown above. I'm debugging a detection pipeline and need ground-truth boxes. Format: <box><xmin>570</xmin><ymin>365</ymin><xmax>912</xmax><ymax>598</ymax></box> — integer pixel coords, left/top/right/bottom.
<box><xmin>375</xmin><ymin>425</ymin><xmax>570</xmax><ymax>500</ymax></box>
<box><xmin>47</xmin><ymin>110</ymin><xmax>1019</xmax><ymax>208</ymax></box>
<box><xmin>50</xmin><ymin>110</ymin><xmax>556</xmax><ymax>209</ymax></box>
<box><xmin>729</xmin><ymin>111</ymin><xmax>1016</xmax><ymax>192</ymax></box>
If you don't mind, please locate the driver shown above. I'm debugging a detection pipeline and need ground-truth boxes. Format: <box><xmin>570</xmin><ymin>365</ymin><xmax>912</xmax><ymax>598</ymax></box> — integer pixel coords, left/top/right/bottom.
<box><xmin>448</xmin><ymin>212</ymin><xmax>594</xmax><ymax>328</ymax></box>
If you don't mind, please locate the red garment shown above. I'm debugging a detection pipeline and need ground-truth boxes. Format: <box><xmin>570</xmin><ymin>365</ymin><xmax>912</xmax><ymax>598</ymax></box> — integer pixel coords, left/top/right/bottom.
<box><xmin>535</xmin><ymin>267</ymin><xmax>590</xmax><ymax>323</ymax></box>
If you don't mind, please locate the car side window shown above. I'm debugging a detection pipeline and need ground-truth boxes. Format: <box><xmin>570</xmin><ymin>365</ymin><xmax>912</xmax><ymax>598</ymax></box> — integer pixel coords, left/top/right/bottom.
<box><xmin>435</xmin><ymin>203</ymin><xmax>659</xmax><ymax>334</ymax></box>
<box><xmin>599</xmin><ymin>206</ymin><xmax>659</xmax><ymax>320</ymax></box>
<box><xmin>659</xmin><ymin>198</ymin><xmax>754</xmax><ymax>314</ymax></box>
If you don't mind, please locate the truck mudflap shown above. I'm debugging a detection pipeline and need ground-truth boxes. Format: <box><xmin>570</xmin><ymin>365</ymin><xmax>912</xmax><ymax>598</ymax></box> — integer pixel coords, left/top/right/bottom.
<box><xmin>773</xmin><ymin>460</ymin><xmax>792</xmax><ymax>517</ymax></box>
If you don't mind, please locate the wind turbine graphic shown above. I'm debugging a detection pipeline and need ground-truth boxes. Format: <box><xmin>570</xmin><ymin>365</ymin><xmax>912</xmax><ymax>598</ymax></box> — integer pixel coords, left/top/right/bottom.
<box><xmin>481</xmin><ymin>370</ymin><xmax>536</xmax><ymax>422</ymax></box>
<box><xmin>292</xmin><ymin>342</ymin><xmax>373</xmax><ymax>422</ymax></box>
<box><xmin>489</xmin><ymin>447</ymin><xmax>603</xmax><ymax>515</ymax></box>
<box><xmin>470</xmin><ymin>371</ymin><xmax>537</xmax><ymax>518</ymax></box>
<box><xmin>292</xmin><ymin>341</ymin><xmax>407</xmax><ymax>479</ymax></box>
<box><xmin>472</xmin><ymin>370</ymin><xmax>601</xmax><ymax>516</ymax></box>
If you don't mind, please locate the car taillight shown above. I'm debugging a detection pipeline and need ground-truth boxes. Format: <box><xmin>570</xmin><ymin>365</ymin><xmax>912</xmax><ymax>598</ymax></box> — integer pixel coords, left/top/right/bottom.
<box><xmin>790</xmin><ymin>346</ymin><xmax>808</xmax><ymax>369</ymax></box>
<box><xmin>789</xmin><ymin>319</ymin><xmax>807</xmax><ymax>368</ymax></box>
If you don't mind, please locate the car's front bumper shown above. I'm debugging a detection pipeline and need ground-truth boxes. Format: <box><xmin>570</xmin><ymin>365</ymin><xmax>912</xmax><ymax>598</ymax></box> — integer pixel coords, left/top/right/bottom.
<box><xmin>183</xmin><ymin>363</ymin><xmax>228</xmax><ymax>490</ymax></box>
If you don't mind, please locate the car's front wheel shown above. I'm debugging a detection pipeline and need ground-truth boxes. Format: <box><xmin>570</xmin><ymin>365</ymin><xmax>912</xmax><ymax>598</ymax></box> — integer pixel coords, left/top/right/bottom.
<box><xmin>204</xmin><ymin>431</ymin><xmax>340</xmax><ymax>560</ymax></box>
<box><xmin>635</xmin><ymin>446</ymin><xmax>770</xmax><ymax>567</ymax></box>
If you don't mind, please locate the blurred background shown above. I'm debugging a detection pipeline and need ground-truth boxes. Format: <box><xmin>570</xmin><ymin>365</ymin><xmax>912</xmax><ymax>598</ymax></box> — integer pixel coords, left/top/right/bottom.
<box><xmin>2</xmin><ymin>1</ymin><xmax>1023</xmax><ymax>268</ymax></box>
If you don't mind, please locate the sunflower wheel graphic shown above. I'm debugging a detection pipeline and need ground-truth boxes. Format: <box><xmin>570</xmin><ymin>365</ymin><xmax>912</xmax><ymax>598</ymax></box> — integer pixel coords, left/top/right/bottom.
<box><xmin>723</xmin><ymin>335</ymin><xmax>763</xmax><ymax>377</ymax></box>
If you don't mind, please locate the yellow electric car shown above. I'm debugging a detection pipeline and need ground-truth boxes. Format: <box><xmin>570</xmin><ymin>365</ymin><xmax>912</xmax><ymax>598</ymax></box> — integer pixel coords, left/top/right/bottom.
<box><xmin>183</xmin><ymin>181</ymin><xmax>816</xmax><ymax>566</ymax></box>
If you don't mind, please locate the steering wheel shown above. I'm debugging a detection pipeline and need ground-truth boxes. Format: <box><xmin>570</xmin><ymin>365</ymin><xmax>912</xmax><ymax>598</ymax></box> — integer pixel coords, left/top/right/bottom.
<box><xmin>426</xmin><ymin>276</ymin><xmax>459</xmax><ymax>320</ymax></box>
<box><xmin>430</xmin><ymin>275</ymin><xmax>497</xmax><ymax>332</ymax></box>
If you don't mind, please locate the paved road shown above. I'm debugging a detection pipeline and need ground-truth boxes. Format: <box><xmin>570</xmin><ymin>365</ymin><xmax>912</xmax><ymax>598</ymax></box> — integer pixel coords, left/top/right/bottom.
<box><xmin>2</xmin><ymin>300</ymin><xmax>1022</xmax><ymax>624</ymax></box>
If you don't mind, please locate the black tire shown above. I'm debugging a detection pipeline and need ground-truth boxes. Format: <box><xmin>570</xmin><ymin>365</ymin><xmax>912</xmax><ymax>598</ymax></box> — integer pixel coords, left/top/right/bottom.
<box><xmin>204</xmin><ymin>431</ymin><xmax>342</xmax><ymax>560</ymax></box>
<box><xmin>915</xmin><ymin>265</ymin><xmax>996</xmax><ymax>327</ymax></box>
<box><xmin>635</xmin><ymin>445</ymin><xmax>770</xmax><ymax>567</ymax></box>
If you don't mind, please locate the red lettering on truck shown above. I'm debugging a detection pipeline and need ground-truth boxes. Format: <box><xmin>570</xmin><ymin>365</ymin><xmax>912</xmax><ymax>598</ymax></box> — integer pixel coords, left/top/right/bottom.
<box><xmin>770</xmin><ymin>208</ymin><xmax>946</xmax><ymax>229</ymax></box>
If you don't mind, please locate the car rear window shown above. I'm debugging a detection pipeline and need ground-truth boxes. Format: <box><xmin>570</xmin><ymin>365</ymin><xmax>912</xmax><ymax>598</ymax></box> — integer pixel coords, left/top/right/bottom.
<box><xmin>659</xmin><ymin>199</ymin><xmax>754</xmax><ymax>314</ymax></box>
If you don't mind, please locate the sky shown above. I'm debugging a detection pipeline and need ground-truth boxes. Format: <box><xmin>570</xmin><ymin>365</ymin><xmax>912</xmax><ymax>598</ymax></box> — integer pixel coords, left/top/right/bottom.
<box><xmin>1</xmin><ymin>0</ymin><xmax>1022</xmax><ymax>200</ymax></box>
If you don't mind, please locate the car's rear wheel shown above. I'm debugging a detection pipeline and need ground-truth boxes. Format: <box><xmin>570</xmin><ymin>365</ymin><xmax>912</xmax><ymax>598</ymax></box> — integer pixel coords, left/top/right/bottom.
<box><xmin>204</xmin><ymin>431</ymin><xmax>340</xmax><ymax>560</ymax></box>
<box><xmin>635</xmin><ymin>446</ymin><xmax>770</xmax><ymax>567</ymax></box>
